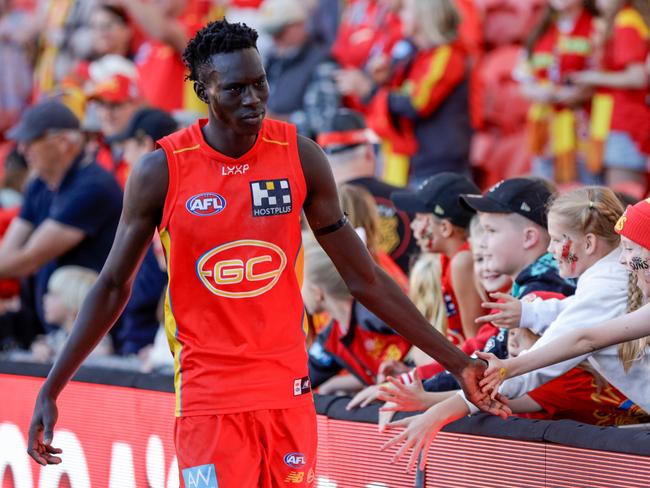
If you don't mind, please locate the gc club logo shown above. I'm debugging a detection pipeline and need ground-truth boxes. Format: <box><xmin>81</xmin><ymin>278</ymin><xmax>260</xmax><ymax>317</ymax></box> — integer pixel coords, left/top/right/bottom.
<box><xmin>284</xmin><ymin>452</ymin><xmax>306</xmax><ymax>469</ymax></box>
<box><xmin>186</xmin><ymin>192</ymin><xmax>226</xmax><ymax>216</ymax></box>
<box><xmin>196</xmin><ymin>239</ymin><xmax>287</xmax><ymax>298</ymax></box>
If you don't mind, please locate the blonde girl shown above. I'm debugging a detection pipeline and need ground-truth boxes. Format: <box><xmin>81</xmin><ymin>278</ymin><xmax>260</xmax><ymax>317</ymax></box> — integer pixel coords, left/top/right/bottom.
<box><xmin>382</xmin><ymin>186</ymin><xmax>650</xmax><ymax>472</ymax></box>
<box><xmin>480</xmin><ymin>197</ymin><xmax>650</xmax><ymax>401</ymax></box>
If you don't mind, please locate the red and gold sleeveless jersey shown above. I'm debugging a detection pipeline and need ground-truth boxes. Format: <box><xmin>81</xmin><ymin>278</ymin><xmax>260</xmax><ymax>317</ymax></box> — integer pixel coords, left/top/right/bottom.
<box><xmin>157</xmin><ymin>118</ymin><xmax>312</xmax><ymax>417</ymax></box>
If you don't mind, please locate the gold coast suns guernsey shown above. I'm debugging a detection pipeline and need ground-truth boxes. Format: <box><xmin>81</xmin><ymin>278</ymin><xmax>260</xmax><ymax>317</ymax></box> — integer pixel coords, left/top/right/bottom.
<box><xmin>157</xmin><ymin>118</ymin><xmax>312</xmax><ymax>417</ymax></box>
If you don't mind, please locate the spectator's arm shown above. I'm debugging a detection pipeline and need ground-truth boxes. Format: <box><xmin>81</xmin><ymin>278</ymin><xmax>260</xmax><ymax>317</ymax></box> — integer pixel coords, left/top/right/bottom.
<box><xmin>571</xmin><ymin>64</ymin><xmax>648</xmax><ymax>90</ymax></box>
<box><xmin>0</xmin><ymin>219</ymin><xmax>84</xmax><ymax>278</ymax></box>
<box><xmin>111</xmin><ymin>0</ymin><xmax>187</xmax><ymax>53</ymax></box>
<box><xmin>483</xmin><ymin>302</ymin><xmax>650</xmax><ymax>383</ymax></box>
<box><xmin>450</xmin><ymin>250</ymin><xmax>482</xmax><ymax>338</ymax></box>
<box><xmin>0</xmin><ymin>217</ymin><xmax>32</xmax><ymax>253</ymax></box>
<box><xmin>520</xmin><ymin>296</ymin><xmax>570</xmax><ymax>335</ymax></box>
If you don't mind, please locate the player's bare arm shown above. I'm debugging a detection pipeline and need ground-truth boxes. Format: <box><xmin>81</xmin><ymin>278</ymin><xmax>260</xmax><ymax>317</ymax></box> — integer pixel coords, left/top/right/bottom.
<box><xmin>298</xmin><ymin>135</ymin><xmax>510</xmax><ymax>417</ymax></box>
<box><xmin>27</xmin><ymin>149</ymin><xmax>168</xmax><ymax>465</ymax></box>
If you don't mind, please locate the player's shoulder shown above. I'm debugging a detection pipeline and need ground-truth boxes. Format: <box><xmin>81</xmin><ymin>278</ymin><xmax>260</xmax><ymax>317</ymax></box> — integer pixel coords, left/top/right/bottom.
<box><xmin>124</xmin><ymin>149</ymin><xmax>168</xmax><ymax>212</ymax></box>
<box><xmin>297</xmin><ymin>134</ymin><xmax>329</xmax><ymax>176</ymax></box>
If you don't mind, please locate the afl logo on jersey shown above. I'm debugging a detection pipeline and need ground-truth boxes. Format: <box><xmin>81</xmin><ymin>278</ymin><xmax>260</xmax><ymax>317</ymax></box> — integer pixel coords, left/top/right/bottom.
<box><xmin>186</xmin><ymin>193</ymin><xmax>226</xmax><ymax>216</ymax></box>
<box><xmin>196</xmin><ymin>239</ymin><xmax>287</xmax><ymax>298</ymax></box>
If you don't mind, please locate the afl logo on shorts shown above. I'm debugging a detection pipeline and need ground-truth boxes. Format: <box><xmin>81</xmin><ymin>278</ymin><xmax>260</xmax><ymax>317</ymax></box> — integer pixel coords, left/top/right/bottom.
<box><xmin>284</xmin><ymin>452</ymin><xmax>306</xmax><ymax>469</ymax></box>
<box><xmin>196</xmin><ymin>239</ymin><xmax>287</xmax><ymax>298</ymax></box>
<box><xmin>186</xmin><ymin>192</ymin><xmax>226</xmax><ymax>216</ymax></box>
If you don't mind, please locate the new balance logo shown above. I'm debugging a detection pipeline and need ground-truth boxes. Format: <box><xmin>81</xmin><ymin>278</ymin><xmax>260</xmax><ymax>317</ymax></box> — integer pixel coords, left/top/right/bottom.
<box><xmin>250</xmin><ymin>179</ymin><xmax>292</xmax><ymax>217</ymax></box>
<box><xmin>182</xmin><ymin>464</ymin><xmax>218</xmax><ymax>488</ymax></box>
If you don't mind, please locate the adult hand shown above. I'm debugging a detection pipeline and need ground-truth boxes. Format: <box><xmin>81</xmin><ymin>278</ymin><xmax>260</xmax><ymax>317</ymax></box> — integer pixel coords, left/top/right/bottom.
<box><xmin>377</xmin><ymin>370</ymin><xmax>431</xmax><ymax>412</ymax></box>
<box><xmin>475</xmin><ymin>292</ymin><xmax>522</xmax><ymax>328</ymax></box>
<box><xmin>476</xmin><ymin>352</ymin><xmax>510</xmax><ymax>398</ymax></box>
<box><xmin>366</xmin><ymin>54</ymin><xmax>391</xmax><ymax>85</ymax></box>
<box><xmin>569</xmin><ymin>70</ymin><xmax>602</xmax><ymax>87</ymax></box>
<box><xmin>381</xmin><ymin>406</ymin><xmax>446</xmax><ymax>473</ymax></box>
<box><xmin>456</xmin><ymin>358</ymin><xmax>511</xmax><ymax>419</ymax></box>
<box><xmin>27</xmin><ymin>390</ymin><xmax>62</xmax><ymax>466</ymax></box>
<box><xmin>333</xmin><ymin>69</ymin><xmax>373</xmax><ymax>98</ymax></box>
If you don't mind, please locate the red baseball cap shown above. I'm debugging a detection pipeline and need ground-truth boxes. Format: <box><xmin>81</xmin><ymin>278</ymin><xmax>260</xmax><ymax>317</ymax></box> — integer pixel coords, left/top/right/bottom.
<box><xmin>88</xmin><ymin>74</ymin><xmax>139</xmax><ymax>103</ymax></box>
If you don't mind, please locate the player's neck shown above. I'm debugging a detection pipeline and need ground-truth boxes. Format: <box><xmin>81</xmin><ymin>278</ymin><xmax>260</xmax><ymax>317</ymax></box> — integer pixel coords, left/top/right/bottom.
<box><xmin>202</xmin><ymin>119</ymin><xmax>258</xmax><ymax>159</ymax></box>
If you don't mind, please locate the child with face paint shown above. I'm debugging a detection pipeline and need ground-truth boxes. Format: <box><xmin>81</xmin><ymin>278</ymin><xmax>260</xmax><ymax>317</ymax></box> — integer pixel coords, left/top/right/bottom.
<box><xmin>480</xmin><ymin>198</ymin><xmax>650</xmax><ymax>404</ymax></box>
<box><xmin>381</xmin><ymin>186</ymin><xmax>650</xmax><ymax>472</ymax></box>
<box><xmin>473</xmin><ymin>186</ymin><xmax>650</xmax><ymax>411</ymax></box>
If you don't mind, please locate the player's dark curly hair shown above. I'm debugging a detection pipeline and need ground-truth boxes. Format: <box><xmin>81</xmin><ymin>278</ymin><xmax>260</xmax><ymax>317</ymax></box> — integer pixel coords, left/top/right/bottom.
<box><xmin>182</xmin><ymin>19</ymin><xmax>259</xmax><ymax>83</ymax></box>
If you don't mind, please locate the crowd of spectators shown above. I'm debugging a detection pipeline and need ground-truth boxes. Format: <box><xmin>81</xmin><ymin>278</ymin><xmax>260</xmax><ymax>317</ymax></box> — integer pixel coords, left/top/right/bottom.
<box><xmin>0</xmin><ymin>0</ymin><xmax>649</xmax><ymax>450</ymax></box>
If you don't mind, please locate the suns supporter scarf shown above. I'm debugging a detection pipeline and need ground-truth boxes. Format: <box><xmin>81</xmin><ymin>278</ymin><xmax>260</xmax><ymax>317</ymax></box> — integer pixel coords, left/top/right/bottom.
<box><xmin>33</xmin><ymin>0</ymin><xmax>75</xmax><ymax>98</ymax></box>
<box><xmin>588</xmin><ymin>6</ymin><xmax>650</xmax><ymax>172</ymax></box>
<box><xmin>526</xmin><ymin>9</ymin><xmax>595</xmax><ymax>182</ymax></box>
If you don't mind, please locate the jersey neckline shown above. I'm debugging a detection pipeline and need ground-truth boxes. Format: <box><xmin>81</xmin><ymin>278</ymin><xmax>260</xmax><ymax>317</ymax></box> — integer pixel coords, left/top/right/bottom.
<box><xmin>191</xmin><ymin>118</ymin><xmax>265</xmax><ymax>163</ymax></box>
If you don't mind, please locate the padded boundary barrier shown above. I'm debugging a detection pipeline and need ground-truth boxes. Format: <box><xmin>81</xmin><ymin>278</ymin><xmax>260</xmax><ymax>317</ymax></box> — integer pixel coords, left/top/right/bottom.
<box><xmin>2</xmin><ymin>360</ymin><xmax>650</xmax><ymax>487</ymax></box>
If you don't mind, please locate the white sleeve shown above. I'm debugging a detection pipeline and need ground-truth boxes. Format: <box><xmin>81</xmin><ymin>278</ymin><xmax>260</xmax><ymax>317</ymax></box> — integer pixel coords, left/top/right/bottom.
<box><xmin>502</xmin><ymin>269</ymin><xmax>628</xmax><ymax>398</ymax></box>
<box><xmin>456</xmin><ymin>390</ymin><xmax>479</xmax><ymax>414</ymax></box>
<box><xmin>519</xmin><ymin>296</ymin><xmax>571</xmax><ymax>335</ymax></box>
<box><xmin>498</xmin><ymin>352</ymin><xmax>590</xmax><ymax>399</ymax></box>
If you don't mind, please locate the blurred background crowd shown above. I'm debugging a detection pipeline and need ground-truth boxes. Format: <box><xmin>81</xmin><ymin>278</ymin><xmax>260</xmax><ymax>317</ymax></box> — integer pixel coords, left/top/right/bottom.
<box><xmin>0</xmin><ymin>0</ymin><xmax>649</xmax><ymax>430</ymax></box>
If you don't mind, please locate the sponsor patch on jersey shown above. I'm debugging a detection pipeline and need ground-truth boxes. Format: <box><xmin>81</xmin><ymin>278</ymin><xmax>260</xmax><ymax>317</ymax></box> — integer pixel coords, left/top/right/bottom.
<box><xmin>250</xmin><ymin>179</ymin><xmax>292</xmax><ymax>217</ymax></box>
<box><xmin>182</xmin><ymin>464</ymin><xmax>218</xmax><ymax>488</ymax></box>
<box><xmin>196</xmin><ymin>239</ymin><xmax>287</xmax><ymax>299</ymax></box>
<box><xmin>293</xmin><ymin>376</ymin><xmax>311</xmax><ymax>397</ymax></box>
<box><xmin>186</xmin><ymin>192</ymin><xmax>226</xmax><ymax>216</ymax></box>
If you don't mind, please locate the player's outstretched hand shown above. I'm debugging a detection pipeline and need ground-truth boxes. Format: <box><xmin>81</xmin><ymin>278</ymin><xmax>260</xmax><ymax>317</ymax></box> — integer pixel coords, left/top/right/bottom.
<box><xmin>457</xmin><ymin>358</ymin><xmax>511</xmax><ymax>419</ymax></box>
<box><xmin>377</xmin><ymin>370</ymin><xmax>431</xmax><ymax>412</ymax></box>
<box><xmin>381</xmin><ymin>406</ymin><xmax>445</xmax><ymax>473</ymax></box>
<box><xmin>27</xmin><ymin>390</ymin><xmax>62</xmax><ymax>466</ymax></box>
<box><xmin>476</xmin><ymin>351</ymin><xmax>510</xmax><ymax>399</ymax></box>
<box><xmin>475</xmin><ymin>292</ymin><xmax>522</xmax><ymax>328</ymax></box>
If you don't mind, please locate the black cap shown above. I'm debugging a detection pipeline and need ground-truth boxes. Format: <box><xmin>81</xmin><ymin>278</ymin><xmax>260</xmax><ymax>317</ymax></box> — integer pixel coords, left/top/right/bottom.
<box><xmin>459</xmin><ymin>178</ymin><xmax>553</xmax><ymax>228</ymax></box>
<box><xmin>317</xmin><ymin>108</ymin><xmax>372</xmax><ymax>155</ymax></box>
<box><xmin>391</xmin><ymin>173</ymin><xmax>480</xmax><ymax>227</ymax></box>
<box><xmin>108</xmin><ymin>108</ymin><xmax>178</xmax><ymax>144</ymax></box>
<box><xmin>7</xmin><ymin>100</ymin><xmax>80</xmax><ymax>143</ymax></box>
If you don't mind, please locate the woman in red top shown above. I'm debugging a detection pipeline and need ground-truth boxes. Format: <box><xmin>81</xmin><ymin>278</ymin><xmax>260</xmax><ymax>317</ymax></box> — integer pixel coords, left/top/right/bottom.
<box><xmin>572</xmin><ymin>0</ymin><xmax>650</xmax><ymax>189</ymax></box>
<box><xmin>519</xmin><ymin>0</ymin><xmax>600</xmax><ymax>183</ymax></box>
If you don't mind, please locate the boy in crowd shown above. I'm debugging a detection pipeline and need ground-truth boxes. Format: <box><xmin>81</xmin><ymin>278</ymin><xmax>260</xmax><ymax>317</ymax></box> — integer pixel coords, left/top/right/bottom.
<box><xmin>398</xmin><ymin>178</ymin><xmax>574</xmax><ymax>393</ymax></box>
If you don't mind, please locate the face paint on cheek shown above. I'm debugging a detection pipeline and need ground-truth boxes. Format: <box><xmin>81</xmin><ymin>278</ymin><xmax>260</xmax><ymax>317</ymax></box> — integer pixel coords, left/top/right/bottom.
<box><xmin>561</xmin><ymin>237</ymin><xmax>578</xmax><ymax>272</ymax></box>
<box><xmin>630</xmin><ymin>256</ymin><xmax>649</xmax><ymax>271</ymax></box>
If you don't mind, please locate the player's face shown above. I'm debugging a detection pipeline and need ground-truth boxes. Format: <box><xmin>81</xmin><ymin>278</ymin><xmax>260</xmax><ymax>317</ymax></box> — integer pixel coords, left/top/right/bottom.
<box><xmin>204</xmin><ymin>48</ymin><xmax>269</xmax><ymax>136</ymax></box>
<box><xmin>620</xmin><ymin>236</ymin><xmax>650</xmax><ymax>297</ymax></box>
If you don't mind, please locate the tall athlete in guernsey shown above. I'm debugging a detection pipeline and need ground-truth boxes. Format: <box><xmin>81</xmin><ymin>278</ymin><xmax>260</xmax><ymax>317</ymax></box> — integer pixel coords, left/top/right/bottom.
<box><xmin>27</xmin><ymin>21</ymin><xmax>509</xmax><ymax>487</ymax></box>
